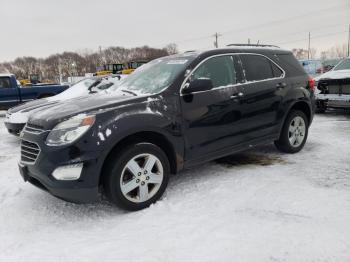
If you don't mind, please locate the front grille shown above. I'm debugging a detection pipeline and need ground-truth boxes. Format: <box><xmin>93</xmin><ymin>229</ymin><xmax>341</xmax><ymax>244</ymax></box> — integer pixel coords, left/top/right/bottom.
<box><xmin>21</xmin><ymin>140</ymin><xmax>40</xmax><ymax>164</ymax></box>
<box><xmin>24</xmin><ymin>123</ymin><xmax>45</xmax><ymax>134</ymax></box>
<box><xmin>319</xmin><ymin>79</ymin><xmax>350</xmax><ymax>95</ymax></box>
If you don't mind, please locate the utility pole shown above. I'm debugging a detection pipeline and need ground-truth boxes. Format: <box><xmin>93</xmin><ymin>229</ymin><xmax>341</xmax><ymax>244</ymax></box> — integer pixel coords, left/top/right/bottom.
<box><xmin>58</xmin><ymin>58</ymin><xmax>62</xmax><ymax>84</ymax></box>
<box><xmin>213</xmin><ymin>32</ymin><xmax>222</xmax><ymax>48</ymax></box>
<box><xmin>347</xmin><ymin>24</ymin><xmax>350</xmax><ymax>57</ymax></box>
<box><xmin>308</xmin><ymin>32</ymin><xmax>311</xmax><ymax>60</ymax></box>
<box><xmin>248</xmin><ymin>38</ymin><xmax>251</xmax><ymax>45</ymax></box>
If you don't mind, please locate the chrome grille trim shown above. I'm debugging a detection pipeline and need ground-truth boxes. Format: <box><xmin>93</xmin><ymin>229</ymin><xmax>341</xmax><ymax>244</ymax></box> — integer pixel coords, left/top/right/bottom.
<box><xmin>24</xmin><ymin>123</ymin><xmax>45</xmax><ymax>135</ymax></box>
<box><xmin>20</xmin><ymin>140</ymin><xmax>41</xmax><ymax>165</ymax></box>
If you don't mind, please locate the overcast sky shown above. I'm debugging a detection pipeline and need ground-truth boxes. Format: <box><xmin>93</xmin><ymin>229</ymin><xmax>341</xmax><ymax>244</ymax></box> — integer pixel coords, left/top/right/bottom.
<box><xmin>0</xmin><ymin>0</ymin><xmax>349</xmax><ymax>62</ymax></box>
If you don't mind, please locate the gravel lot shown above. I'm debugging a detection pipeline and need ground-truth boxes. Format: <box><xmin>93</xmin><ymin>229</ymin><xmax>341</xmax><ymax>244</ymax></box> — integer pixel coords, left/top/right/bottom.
<box><xmin>0</xmin><ymin>110</ymin><xmax>350</xmax><ymax>262</ymax></box>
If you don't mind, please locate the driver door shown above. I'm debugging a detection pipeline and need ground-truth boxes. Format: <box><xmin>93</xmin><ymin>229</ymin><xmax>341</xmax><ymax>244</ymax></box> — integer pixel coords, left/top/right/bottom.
<box><xmin>180</xmin><ymin>55</ymin><xmax>245</xmax><ymax>162</ymax></box>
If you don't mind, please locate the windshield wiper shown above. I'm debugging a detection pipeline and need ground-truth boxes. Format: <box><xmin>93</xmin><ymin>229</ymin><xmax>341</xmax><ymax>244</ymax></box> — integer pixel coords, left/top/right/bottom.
<box><xmin>88</xmin><ymin>80</ymin><xmax>102</xmax><ymax>93</ymax></box>
<box><xmin>120</xmin><ymin>89</ymin><xmax>138</xmax><ymax>96</ymax></box>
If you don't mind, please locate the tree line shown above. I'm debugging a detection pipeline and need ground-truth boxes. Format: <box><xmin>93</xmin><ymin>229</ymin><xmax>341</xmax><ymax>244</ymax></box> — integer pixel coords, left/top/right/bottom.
<box><xmin>292</xmin><ymin>43</ymin><xmax>348</xmax><ymax>60</ymax></box>
<box><xmin>0</xmin><ymin>44</ymin><xmax>178</xmax><ymax>82</ymax></box>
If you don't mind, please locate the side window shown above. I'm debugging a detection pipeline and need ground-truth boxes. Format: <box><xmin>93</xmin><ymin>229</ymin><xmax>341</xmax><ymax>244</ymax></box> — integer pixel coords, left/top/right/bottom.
<box><xmin>191</xmin><ymin>56</ymin><xmax>236</xmax><ymax>88</ymax></box>
<box><xmin>240</xmin><ymin>54</ymin><xmax>274</xmax><ymax>82</ymax></box>
<box><xmin>270</xmin><ymin>61</ymin><xmax>284</xmax><ymax>78</ymax></box>
<box><xmin>0</xmin><ymin>77</ymin><xmax>11</xmax><ymax>89</ymax></box>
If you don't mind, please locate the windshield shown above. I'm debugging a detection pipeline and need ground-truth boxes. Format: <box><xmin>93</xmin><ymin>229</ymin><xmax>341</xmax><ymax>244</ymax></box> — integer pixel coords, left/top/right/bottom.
<box><xmin>109</xmin><ymin>57</ymin><xmax>192</xmax><ymax>95</ymax></box>
<box><xmin>333</xmin><ymin>58</ymin><xmax>350</xmax><ymax>71</ymax></box>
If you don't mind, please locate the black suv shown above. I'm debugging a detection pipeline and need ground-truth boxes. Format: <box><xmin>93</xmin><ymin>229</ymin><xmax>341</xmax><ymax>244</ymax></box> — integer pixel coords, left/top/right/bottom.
<box><xmin>18</xmin><ymin>45</ymin><xmax>315</xmax><ymax>210</ymax></box>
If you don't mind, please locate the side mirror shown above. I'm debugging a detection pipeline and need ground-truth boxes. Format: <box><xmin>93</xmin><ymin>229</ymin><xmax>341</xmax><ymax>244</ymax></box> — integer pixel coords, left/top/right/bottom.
<box><xmin>182</xmin><ymin>78</ymin><xmax>213</xmax><ymax>95</ymax></box>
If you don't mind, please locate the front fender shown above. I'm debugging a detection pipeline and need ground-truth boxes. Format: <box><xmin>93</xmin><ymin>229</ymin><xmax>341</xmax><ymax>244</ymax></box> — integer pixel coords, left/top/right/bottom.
<box><xmin>88</xmin><ymin>94</ymin><xmax>184</xmax><ymax>176</ymax></box>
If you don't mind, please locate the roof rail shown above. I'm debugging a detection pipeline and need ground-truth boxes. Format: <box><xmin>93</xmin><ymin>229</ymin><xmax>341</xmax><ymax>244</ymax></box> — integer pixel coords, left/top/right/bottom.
<box><xmin>184</xmin><ymin>50</ymin><xmax>197</xmax><ymax>53</ymax></box>
<box><xmin>226</xmin><ymin>44</ymin><xmax>280</xmax><ymax>48</ymax></box>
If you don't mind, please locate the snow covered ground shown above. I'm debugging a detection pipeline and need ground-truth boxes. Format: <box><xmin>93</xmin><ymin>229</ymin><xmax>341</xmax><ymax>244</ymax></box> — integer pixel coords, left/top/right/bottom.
<box><xmin>0</xmin><ymin>110</ymin><xmax>350</xmax><ymax>262</ymax></box>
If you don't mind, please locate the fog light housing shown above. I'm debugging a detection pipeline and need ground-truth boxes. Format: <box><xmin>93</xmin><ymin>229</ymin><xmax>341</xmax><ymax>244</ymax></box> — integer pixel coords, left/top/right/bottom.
<box><xmin>52</xmin><ymin>163</ymin><xmax>83</xmax><ymax>181</ymax></box>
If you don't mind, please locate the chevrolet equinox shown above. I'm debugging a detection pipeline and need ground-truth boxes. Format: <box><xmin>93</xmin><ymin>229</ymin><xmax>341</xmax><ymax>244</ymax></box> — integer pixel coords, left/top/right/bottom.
<box><xmin>18</xmin><ymin>45</ymin><xmax>315</xmax><ymax>210</ymax></box>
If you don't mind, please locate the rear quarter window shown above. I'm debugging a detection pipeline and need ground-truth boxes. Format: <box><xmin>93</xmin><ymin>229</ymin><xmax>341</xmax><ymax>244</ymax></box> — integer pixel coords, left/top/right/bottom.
<box><xmin>240</xmin><ymin>54</ymin><xmax>275</xmax><ymax>82</ymax></box>
<box><xmin>275</xmin><ymin>54</ymin><xmax>306</xmax><ymax>77</ymax></box>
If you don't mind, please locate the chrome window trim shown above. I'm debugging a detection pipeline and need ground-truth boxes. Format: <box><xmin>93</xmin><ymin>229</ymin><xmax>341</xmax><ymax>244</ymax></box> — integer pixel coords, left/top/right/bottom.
<box><xmin>180</xmin><ymin>52</ymin><xmax>286</xmax><ymax>96</ymax></box>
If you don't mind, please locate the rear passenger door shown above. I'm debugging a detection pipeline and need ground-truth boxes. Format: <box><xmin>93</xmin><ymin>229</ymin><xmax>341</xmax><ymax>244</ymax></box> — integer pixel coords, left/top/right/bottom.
<box><xmin>236</xmin><ymin>54</ymin><xmax>285</xmax><ymax>139</ymax></box>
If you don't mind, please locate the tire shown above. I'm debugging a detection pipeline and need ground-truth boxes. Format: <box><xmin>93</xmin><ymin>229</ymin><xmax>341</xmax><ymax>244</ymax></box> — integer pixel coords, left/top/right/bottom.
<box><xmin>316</xmin><ymin>100</ymin><xmax>326</xmax><ymax>113</ymax></box>
<box><xmin>315</xmin><ymin>107</ymin><xmax>326</xmax><ymax>114</ymax></box>
<box><xmin>103</xmin><ymin>142</ymin><xmax>170</xmax><ymax>211</ymax></box>
<box><xmin>274</xmin><ymin>110</ymin><xmax>309</xmax><ymax>154</ymax></box>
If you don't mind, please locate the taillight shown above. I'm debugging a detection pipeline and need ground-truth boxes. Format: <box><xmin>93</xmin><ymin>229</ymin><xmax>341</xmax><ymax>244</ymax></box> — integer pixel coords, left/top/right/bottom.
<box><xmin>308</xmin><ymin>77</ymin><xmax>315</xmax><ymax>91</ymax></box>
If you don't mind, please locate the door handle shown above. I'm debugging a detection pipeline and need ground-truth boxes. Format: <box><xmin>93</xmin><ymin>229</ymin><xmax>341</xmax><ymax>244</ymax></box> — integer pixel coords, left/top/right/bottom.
<box><xmin>276</xmin><ymin>82</ymin><xmax>287</xmax><ymax>89</ymax></box>
<box><xmin>230</xmin><ymin>92</ymin><xmax>244</xmax><ymax>99</ymax></box>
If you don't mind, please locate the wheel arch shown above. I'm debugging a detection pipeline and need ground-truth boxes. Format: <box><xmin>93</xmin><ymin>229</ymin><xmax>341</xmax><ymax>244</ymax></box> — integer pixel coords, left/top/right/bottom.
<box><xmin>277</xmin><ymin>98</ymin><xmax>313</xmax><ymax>138</ymax></box>
<box><xmin>99</xmin><ymin>130</ymin><xmax>179</xmax><ymax>187</ymax></box>
<box><xmin>288</xmin><ymin>100</ymin><xmax>312</xmax><ymax>124</ymax></box>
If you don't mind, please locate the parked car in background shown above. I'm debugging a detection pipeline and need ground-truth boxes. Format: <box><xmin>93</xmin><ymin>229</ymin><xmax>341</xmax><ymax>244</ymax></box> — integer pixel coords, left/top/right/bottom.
<box><xmin>322</xmin><ymin>59</ymin><xmax>342</xmax><ymax>73</ymax></box>
<box><xmin>5</xmin><ymin>74</ymin><xmax>124</xmax><ymax>135</ymax></box>
<box><xmin>0</xmin><ymin>74</ymin><xmax>69</xmax><ymax>110</ymax></box>
<box><xmin>18</xmin><ymin>45</ymin><xmax>315</xmax><ymax>211</ymax></box>
<box><xmin>299</xmin><ymin>59</ymin><xmax>324</xmax><ymax>77</ymax></box>
<box><xmin>314</xmin><ymin>57</ymin><xmax>350</xmax><ymax>112</ymax></box>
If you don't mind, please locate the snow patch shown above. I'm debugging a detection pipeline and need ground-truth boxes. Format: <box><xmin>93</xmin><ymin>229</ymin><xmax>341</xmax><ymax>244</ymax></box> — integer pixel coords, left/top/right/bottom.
<box><xmin>98</xmin><ymin>132</ymin><xmax>105</xmax><ymax>141</ymax></box>
<box><xmin>5</xmin><ymin>111</ymin><xmax>29</xmax><ymax>124</ymax></box>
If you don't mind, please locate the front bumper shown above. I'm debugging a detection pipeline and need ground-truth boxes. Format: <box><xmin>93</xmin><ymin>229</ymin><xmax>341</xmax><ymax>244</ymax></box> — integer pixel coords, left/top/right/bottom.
<box><xmin>4</xmin><ymin>121</ymin><xmax>25</xmax><ymax>136</ymax></box>
<box><xmin>18</xmin><ymin>130</ymin><xmax>105</xmax><ymax>204</ymax></box>
<box><xmin>19</xmin><ymin>162</ymin><xmax>98</xmax><ymax>203</ymax></box>
<box><xmin>316</xmin><ymin>94</ymin><xmax>350</xmax><ymax>109</ymax></box>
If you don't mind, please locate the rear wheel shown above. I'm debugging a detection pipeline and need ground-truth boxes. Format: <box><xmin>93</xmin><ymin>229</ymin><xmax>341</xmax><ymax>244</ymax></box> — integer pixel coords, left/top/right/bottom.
<box><xmin>275</xmin><ymin>110</ymin><xmax>309</xmax><ymax>153</ymax></box>
<box><xmin>103</xmin><ymin>143</ymin><xmax>170</xmax><ymax>211</ymax></box>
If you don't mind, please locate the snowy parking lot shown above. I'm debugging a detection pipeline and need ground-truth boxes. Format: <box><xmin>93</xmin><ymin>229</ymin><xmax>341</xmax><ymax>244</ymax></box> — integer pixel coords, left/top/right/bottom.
<box><xmin>0</xmin><ymin>110</ymin><xmax>350</xmax><ymax>262</ymax></box>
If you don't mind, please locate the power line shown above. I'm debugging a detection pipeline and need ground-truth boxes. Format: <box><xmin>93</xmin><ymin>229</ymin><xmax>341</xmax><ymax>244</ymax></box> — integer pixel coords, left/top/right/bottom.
<box><xmin>259</xmin><ymin>22</ymin><xmax>349</xmax><ymax>43</ymax></box>
<box><xmin>220</xmin><ymin>4</ymin><xmax>350</xmax><ymax>36</ymax></box>
<box><xmin>275</xmin><ymin>30</ymin><xmax>348</xmax><ymax>46</ymax></box>
<box><xmin>155</xmin><ymin>3</ymin><xmax>350</xmax><ymax>48</ymax></box>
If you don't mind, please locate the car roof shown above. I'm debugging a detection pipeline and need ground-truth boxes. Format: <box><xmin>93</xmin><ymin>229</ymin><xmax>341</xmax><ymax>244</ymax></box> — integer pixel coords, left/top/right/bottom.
<box><xmin>181</xmin><ymin>46</ymin><xmax>292</xmax><ymax>58</ymax></box>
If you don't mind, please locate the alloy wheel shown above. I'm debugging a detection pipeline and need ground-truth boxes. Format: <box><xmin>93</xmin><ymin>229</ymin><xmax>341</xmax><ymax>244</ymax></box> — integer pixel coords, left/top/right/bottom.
<box><xmin>120</xmin><ymin>153</ymin><xmax>164</xmax><ymax>203</ymax></box>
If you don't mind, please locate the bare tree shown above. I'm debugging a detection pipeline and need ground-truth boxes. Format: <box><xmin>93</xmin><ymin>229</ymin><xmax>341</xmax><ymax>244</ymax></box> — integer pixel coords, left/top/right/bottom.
<box><xmin>164</xmin><ymin>43</ymin><xmax>178</xmax><ymax>55</ymax></box>
<box><xmin>0</xmin><ymin>45</ymin><xmax>177</xmax><ymax>82</ymax></box>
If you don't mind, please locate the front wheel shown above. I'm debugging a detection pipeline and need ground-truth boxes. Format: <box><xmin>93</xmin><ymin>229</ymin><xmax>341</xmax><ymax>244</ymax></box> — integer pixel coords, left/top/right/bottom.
<box><xmin>275</xmin><ymin>110</ymin><xmax>309</xmax><ymax>153</ymax></box>
<box><xmin>103</xmin><ymin>143</ymin><xmax>170</xmax><ymax>211</ymax></box>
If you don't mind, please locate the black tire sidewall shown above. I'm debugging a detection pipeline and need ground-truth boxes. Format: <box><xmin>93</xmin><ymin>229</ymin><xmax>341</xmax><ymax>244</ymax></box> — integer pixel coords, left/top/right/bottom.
<box><xmin>276</xmin><ymin>110</ymin><xmax>309</xmax><ymax>153</ymax></box>
<box><xmin>104</xmin><ymin>143</ymin><xmax>170</xmax><ymax>211</ymax></box>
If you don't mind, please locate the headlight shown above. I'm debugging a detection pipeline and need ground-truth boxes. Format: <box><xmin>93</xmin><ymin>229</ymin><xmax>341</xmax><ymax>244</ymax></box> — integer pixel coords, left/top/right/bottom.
<box><xmin>46</xmin><ymin>114</ymin><xmax>95</xmax><ymax>146</ymax></box>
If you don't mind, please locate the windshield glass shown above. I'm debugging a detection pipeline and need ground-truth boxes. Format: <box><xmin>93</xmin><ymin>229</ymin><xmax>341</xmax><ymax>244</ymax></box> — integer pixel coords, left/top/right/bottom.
<box><xmin>333</xmin><ymin>58</ymin><xmax>350</xmax><ymax>71</ymax></box>
<box><xmin>109</xmin><ymin>57</ymin><xmax>192</xmax><ymax>95</ymax></box>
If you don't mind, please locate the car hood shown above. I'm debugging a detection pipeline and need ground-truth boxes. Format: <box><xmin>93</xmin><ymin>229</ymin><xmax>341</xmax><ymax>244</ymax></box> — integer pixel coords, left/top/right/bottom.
<box><xmin>314</xmin><ymin>69</ymin><xmax>350</xmax><ymax>81</ymax></box>
<box><xmin>28</xmin><ymin>93</ymin><xmax>143</xmax><ymax>128</ymax></box>
<box><xmin>8</xmin><ymin>98</ymin><xmax>54</xmax><ymax>114</ymax></box>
